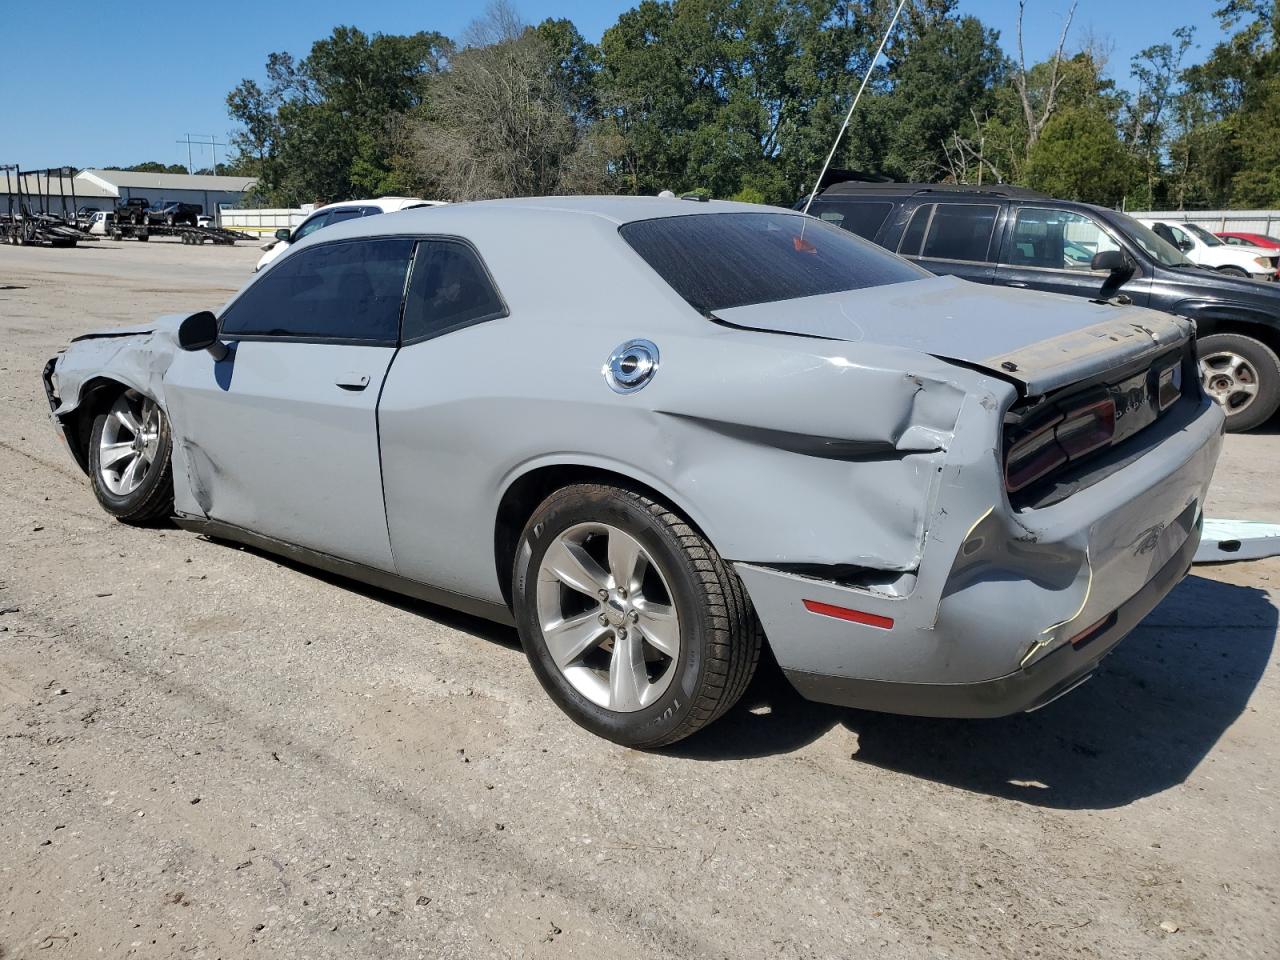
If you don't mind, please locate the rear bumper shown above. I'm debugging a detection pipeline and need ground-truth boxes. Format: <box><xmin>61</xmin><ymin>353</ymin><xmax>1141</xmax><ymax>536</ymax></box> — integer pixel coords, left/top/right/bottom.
<box><xmin>783</xmin><ymin>515</ymin><xmax>1199</xmax><ymax>717</ymax></box>
<box><xmin>736</xmin><ymin>391</ymin><xmax>1224</xmax><ymax>718</ymax></box>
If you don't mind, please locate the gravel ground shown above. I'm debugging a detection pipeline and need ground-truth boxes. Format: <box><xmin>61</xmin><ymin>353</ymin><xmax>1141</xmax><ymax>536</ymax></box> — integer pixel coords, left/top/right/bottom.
<box><xmin>1</xmin><ymin>238</ymin><xmax>1277</xmax><ymax>960</ymax></box>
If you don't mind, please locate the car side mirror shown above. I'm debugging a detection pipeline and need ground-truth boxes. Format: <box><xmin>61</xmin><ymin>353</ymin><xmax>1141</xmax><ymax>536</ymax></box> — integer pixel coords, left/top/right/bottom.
<box><xmin>178</xmin><ymin>311</ymin><xmax>229</xmax><ymax>362</ymax></box>
<box><xmin>274</xmin><ymin>228</ymin><xmax>291</xmax><ymax>243</ymax></box>
<box><xmin>1177</xmin><ymin>240</ymin><xmax>1193</xmax><ymax>253</ymax></box>
<box><xmin>1091</xmin><ymin>250</ymin><xmax>1133</xmax><ymax>276</ymax></box>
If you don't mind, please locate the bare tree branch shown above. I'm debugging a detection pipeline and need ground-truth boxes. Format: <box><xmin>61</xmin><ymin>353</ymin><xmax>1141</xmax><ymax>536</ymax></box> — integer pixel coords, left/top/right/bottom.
<box><xmin>1014</xmin><ymin>0</ymin><xmax>1079</xmax><ymax>156</ymax></box>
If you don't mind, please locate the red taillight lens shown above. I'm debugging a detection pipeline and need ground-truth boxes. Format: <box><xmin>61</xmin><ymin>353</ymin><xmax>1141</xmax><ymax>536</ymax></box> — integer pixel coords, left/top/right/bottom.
<box><xmin>1004</xmin><ymin>416</ymin><xmax>1065</xmax><ymax>492</ymax></box>
<box><xmin>1055</xmin><ymin>398</ymin><xmax>1116</xmax><ymax>459</ymax></box>
<box><xmin>1005</xmin><ymin>398</ymin><xmax>1117</xmax><ymax>493</ymax></box>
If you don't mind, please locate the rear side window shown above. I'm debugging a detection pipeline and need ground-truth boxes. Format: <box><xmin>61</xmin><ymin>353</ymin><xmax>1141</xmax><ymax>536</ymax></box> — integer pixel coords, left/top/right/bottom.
<box><xmin>919</xmin><ymin>203</ymin><xmax>998</xmax><ymax>262</ymax></box>
<box><xmin>898</xmin><ymin>205</ymin><xmax>930</xmax><ymax>255</ymax></box>
<box><xmin>620</xmin><ymin>212</ymin><xmax>927</xmax><ymax>314</ymax></box>
<box><xmin>811</xmin><ymin>200</ymin><xmax>894</xmax><ymax>240</ymax></box>
<box><xmin>402</xmin><ymin>239</ymin><xmax>507</xmax><ymax>342</ymax></box>
<box><xmin>221</xmin><ymin>238</ymin><xmax>414</xmax><ymax>344</ymax></box>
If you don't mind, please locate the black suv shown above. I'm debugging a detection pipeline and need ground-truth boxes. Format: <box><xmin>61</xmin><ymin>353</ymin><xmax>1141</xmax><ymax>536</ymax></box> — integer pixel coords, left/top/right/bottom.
<box><xmin>806</xmin><ymin>180</ymin><xmax>1280</xmax><ymax>431</ymax></box>
<box><xmin>115</xmin><ymin>197</ymin><xmax>151</xmax><ymax>225</ymax></box>
<box><xmin>147</xmin><ymin>201</ymin><xmax>202</xmax><ymax>227</ymax></box>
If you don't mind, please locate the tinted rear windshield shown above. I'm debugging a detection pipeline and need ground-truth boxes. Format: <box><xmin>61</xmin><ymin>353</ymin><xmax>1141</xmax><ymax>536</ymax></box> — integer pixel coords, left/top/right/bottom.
<box><xmin>620</xmin><ymin>212</ymin><xmax>928</xmax><ymax>313</ymax></box>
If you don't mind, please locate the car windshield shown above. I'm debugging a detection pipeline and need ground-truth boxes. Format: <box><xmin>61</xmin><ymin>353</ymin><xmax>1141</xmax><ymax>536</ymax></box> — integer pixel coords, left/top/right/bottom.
<box><xmin>1183</xmin><ymin>223</ymin><xmax>1223</xmax><ymax>246</ymax></box>
<box><xmin>619</xmin><ymin>212</ymin><xmax>929</xmax><ymax>314</ymax></box>
<box><xmin>1110</xmin><ymin>213</ymin><xmax>1194</xmax><ymax>267</ymax></box>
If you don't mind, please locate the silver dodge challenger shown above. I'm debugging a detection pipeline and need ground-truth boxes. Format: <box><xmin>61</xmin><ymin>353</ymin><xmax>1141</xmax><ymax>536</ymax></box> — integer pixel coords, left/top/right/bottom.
<box><xmin>43</xmin><ymin>197</ymin><xmax>1225</xmax><ymax>747</ymax></box>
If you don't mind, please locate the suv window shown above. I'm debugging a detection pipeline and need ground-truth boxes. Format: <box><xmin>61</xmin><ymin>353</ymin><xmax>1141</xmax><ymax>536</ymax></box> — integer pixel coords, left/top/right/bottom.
<box><xmin>402</xmin><ymin>240</ymin><xmax>507</xmax><ymax>342</ymax></box>
<box><xmin>1007</xmin><ymin>207</ymin><xmax>1121</xmax><ymax>270</ymax></box>
<box><xmin>811</xmin><ymin>200</ymin><xmax>894</xmax><ymax>240</ymax></box>
<box><xmin>221</xmin><ymin>237</ymin><xmax>415</xmax><ymax>344</ymax></box>
<box><xmin>293</xmin><ymin>212</ymin><xmax>330</xmax><ymax>241</ymax></box>
<box><xmin>915</xmin><ymin>203</ymin><xmax>999</xmax><ymax>262</ymax></box>
<box><xmin>621</xmin><ymin>212</ymin><xmax>927</xmax><ymax>313</ymax></box>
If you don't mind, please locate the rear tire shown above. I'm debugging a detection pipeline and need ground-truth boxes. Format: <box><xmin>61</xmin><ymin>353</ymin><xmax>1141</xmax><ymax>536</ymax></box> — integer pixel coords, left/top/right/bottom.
<box><xmin>1197</xmin><ymin>332</ymin><xmax>1280</xmax><ymax>432</ymax></box>
<box><xmin>87</xmin><ymin>390</ymin><xmax>174</xmax><ymax>525</ymax></box>
<box><xmin>512</xmin><ymin>483</ymin><xmax>762</xmax><ymax>748</ymax></box>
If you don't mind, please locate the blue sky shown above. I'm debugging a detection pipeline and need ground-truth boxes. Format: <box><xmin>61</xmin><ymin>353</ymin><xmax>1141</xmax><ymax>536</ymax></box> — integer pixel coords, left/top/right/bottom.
<box><xmin>0</xmin><ymin>1</ymin><xmax>1230</xmax><ymax>171</ymax></box>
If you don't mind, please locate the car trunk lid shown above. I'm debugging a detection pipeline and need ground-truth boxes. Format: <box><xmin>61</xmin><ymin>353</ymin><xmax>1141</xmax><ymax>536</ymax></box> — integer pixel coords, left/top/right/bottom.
<box><xmin>712</xmin><ymin>274</ymin><xmax>1192</xmax><ymax>394</ymax></box>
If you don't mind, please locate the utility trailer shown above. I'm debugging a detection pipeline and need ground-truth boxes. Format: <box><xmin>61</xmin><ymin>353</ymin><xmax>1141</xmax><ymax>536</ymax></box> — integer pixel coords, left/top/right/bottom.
<box><xmin>106</xmin><ymin>222</ymin><xmax>255</xmax><ymax>245</ymax></box>
<box><xmin>1</xmin><ymin>165</ymin><xmax>99</xmax><ymax>247</ymax></box>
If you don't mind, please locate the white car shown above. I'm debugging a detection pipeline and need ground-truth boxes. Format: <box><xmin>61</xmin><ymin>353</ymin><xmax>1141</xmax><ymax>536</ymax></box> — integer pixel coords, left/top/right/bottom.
<box><xmin>197</xmin><ymin>215</ymin><xmax>215</xmax><ymax>229</ymax></box>
<box><xmin>1136</xmin><ymin>219</ymin><xmax>1278</xmax><ymax>280</ymax></box>
<box><xmin>254</xmin><ymin>197</ymin><xmax>445</xmax><ymax>272</ymax></box>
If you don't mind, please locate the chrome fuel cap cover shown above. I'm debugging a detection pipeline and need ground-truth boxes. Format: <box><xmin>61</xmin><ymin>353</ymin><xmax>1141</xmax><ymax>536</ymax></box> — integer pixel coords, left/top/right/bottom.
<box><xmin>603</xmin><ymin>339</ymin><xmax>659</xmax><ymax>394</ymax></box>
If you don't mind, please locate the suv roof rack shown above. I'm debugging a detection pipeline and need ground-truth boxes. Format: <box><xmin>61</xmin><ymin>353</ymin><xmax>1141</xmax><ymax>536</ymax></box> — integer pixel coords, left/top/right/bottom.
<box><xmin>820</xmin><ymin>180</ymin><xmax>1050</xmax><ymax>200</ymax></box>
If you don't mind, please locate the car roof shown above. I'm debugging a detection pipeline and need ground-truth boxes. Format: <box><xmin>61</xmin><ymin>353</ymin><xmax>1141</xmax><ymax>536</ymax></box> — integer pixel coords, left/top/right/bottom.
<box><xmin>299</xmin><ymin>196</ymin><xmax>797</xmax><ymax>245</ymax></box>
<box><xmin>817</xmin><ymin>180</ymin><xmax>1050</xmax><ymax>200</ymax></box>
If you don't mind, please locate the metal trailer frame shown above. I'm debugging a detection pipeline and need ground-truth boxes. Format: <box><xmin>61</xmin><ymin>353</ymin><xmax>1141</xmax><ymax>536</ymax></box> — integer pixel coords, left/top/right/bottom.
<box><xmin>0</xmin><ymin>165</ymin><xmax>98</xmax><ymax>247</ymax></box>
<box><xmin>106</xmin><ymin>220</ymin><xmax>255</xmax><ymax>246</ymax></box>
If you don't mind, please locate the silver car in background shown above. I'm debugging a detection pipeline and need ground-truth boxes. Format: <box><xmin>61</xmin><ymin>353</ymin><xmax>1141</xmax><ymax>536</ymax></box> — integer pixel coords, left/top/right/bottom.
<box><xmin>43</xmin><ymin>197</ymin><xmax>1224</xmax><ymax>746</ymax></box>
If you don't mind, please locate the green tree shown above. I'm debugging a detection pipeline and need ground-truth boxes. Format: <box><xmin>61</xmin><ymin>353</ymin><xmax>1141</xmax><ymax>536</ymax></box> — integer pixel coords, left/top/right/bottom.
<box><xmin>226</xmin><ymin>27</ymin><xmax>451</xmax><ymax>205</ymax></box>
<box><xmin>842</xmin><ymin>1</ymin><xmax>1006</xmax><ymax>182</ymax></box>
<box><xmin>1023</xmin><ymin>104</ymin><xmax>1133</xmax><ymax>204</ymax></box>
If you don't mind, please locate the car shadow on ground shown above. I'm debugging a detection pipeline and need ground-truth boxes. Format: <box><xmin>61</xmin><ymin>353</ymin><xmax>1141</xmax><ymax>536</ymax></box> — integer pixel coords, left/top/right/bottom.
<box><xmin>200</xmin><ymin>534</ymin><xmax>524</xmax><ymax>652</ymax></box>
<box><xmin>668</xmin><ymin>574</ymin><xmax>1276</xmax><ymax>810</ymax></box>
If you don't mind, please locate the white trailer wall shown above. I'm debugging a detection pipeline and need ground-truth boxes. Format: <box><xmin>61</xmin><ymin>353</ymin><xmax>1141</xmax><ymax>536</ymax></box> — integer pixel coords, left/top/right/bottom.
<box><xmin>1127</xmin><ymin>210</ymin><xmax>1280</xmax><ymax>236</ymax></box>
<box><xmin>217</xmin><ymin>207</ymin><xmax>312</xmax><ymax>235</ymax></box>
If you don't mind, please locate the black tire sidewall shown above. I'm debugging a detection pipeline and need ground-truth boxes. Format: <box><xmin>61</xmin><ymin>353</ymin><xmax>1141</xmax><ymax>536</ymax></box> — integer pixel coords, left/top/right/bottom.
<box><xmin>1197</xmin><ymin>332</ymin><xmax>1280</xmax><ymax>432</ymax></box>
<box><xmin>87</xmin><ymin>397</ymin><xmax>173</xmax><ymax>518</ymax></box>
<box><xmin>513</xmin><ymin>487</ymin><xmax>711</xmax><ymax>747</ymax></box>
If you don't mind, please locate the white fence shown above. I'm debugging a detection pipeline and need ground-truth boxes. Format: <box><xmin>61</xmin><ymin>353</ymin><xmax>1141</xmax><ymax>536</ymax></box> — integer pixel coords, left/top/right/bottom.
<box><xmin>1127</xmin><ymin>209</ymin><xmax>1280</xmax><ymax>236</ymax></box>
<box><xmin>217</xmin><ymin>206</ymin><xmax>313</xmax><ymax>235</ymax></box>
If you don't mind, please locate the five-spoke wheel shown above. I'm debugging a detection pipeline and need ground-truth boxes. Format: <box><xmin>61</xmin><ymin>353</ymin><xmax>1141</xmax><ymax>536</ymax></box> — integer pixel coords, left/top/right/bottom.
<box><xmin>513</xmin><ymin>483</ymin><xmax>761</xmax><ymax>747</ymax></box>
<box><xmin>536</xmin><ymin>522</ymin><xmax>681</xmax><ymax>712</ymax></box>
<box><xmin>87</xmin><ymin>389</ymin><xmax>175</xmax><ymax>524</ymax></box>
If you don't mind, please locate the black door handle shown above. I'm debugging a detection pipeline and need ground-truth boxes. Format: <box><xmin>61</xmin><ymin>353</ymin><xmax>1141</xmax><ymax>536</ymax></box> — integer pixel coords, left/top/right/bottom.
<box><xmin>335</xmin><ymin>372</ymin><xmax>371</xmax><ymax>391</ymax></box>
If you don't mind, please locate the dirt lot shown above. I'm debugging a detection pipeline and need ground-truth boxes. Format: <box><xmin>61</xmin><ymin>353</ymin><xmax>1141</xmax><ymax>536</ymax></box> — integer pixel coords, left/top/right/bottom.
<box><xmin>1</xmin><ymin>238</ymin><xmax>1277</xmax><ymax>960</ymax></box>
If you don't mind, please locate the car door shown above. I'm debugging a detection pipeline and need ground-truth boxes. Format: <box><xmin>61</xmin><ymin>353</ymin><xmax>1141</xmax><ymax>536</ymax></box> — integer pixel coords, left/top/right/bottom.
<box><xmin>163</xmin><ymin>236</ymin><xmax>416</xmax><ymax>571</ymax></box>
<box><xmin>995</xmin><ymin>205</ymin><xmax>1151</xmax><ymax>306</ymax></box>
<box><xmin>896</xmin><ymin>201</ymin><xmax>1002</xmax><ymax>284</ymax></box>
<box><xmin>376</xmin><ymin>238</ymin><xmax>511</xmax><ymax>598</ymax></box>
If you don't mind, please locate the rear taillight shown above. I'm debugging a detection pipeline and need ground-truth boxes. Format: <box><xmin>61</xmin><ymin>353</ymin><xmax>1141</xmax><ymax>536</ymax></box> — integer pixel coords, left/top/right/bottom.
<box><xmin>1005</xmin><ymin>398</ymin><xmax>1117</xmax><ymax>493</ymax></box>
<box><xmin>1055</xmin><ymin>398</ymin><xmax>1116</xmax><ymax>459</ymax></box>
<box><xmin>1005</xmin><ymin>416</ymin><xmax>1065</xmax><ymax>492</ymax></box>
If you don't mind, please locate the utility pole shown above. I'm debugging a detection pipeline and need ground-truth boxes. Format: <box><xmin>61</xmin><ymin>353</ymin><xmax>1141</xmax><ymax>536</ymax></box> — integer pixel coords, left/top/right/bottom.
<box><xmin>176</xmin><ymin>134</ymin><xmax>229</xmax><ymax>175</ymax></box>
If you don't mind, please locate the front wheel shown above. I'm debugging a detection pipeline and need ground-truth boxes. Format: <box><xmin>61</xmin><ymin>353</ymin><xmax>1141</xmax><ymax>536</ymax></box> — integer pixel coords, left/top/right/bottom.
<box><xmin>512</xmin><ymin>484</ymin><xmax>762</xmax><ymax>748</ymax></box>
<box><xmin>1218</xmin><ymin>266</ymin><xmax>1251</xmax><ymax>278</ymax></box>
<box><xmin>87</xmin><ymin>391</ymin><xmax>174</xmax><ymax>524</ymax></box>
<box><xmin>1197</xmin><ymin>332</ymin><xmax>1280</xmax><ymax>432</ymax></box>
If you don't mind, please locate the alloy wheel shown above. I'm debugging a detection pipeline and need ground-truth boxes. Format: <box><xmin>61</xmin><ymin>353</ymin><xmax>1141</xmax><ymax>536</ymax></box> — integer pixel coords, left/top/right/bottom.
<box><xmin>98</xmin><ymin>392</ymin><xmax>161</xmax><ymax>496</ymax></box>
<box><xmin>535</xmin><ymin>522</ymin><xmax>681</xmax><ymax>712</ymax></box>
<box><xmin>1199</xmin><ymin>351</ymin><xmax>1259</xmax><ymax>415</ymax></box>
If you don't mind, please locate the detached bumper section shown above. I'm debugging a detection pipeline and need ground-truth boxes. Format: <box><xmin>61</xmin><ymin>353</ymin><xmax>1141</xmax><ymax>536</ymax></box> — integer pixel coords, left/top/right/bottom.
<box><xmin>735</xmin><ymin>392</ymin><xmax>1225</xmax><ymax>718</ymax></box>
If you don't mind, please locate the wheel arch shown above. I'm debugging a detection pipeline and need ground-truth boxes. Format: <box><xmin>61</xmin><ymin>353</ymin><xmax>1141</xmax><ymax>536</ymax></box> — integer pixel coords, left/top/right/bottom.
<box><xmin>1172</xmin><ymin>304</ymin><xmax>1280</xmax><ymax>358</ymax></box>
<box><xmin>492</xmin><ymin>461</ymin><xmax>718</xmax><ymax>610</ymax></box>
<box><xmin>58</xmin><ymin>375</ymin><xmax>141</xmax><ymax>474</ymax></box>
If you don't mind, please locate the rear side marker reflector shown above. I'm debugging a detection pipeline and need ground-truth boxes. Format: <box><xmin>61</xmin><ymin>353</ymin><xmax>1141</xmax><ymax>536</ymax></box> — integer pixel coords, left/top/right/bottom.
<box><xmin>1068</xmin><ymin>612</ymin><xmax>1116</xmax><ymax>650</ymax></box>
<box><xmin>802</xmin><ymin>599</ymin><xmax>894</xmax><ymax>630</ymax></box>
